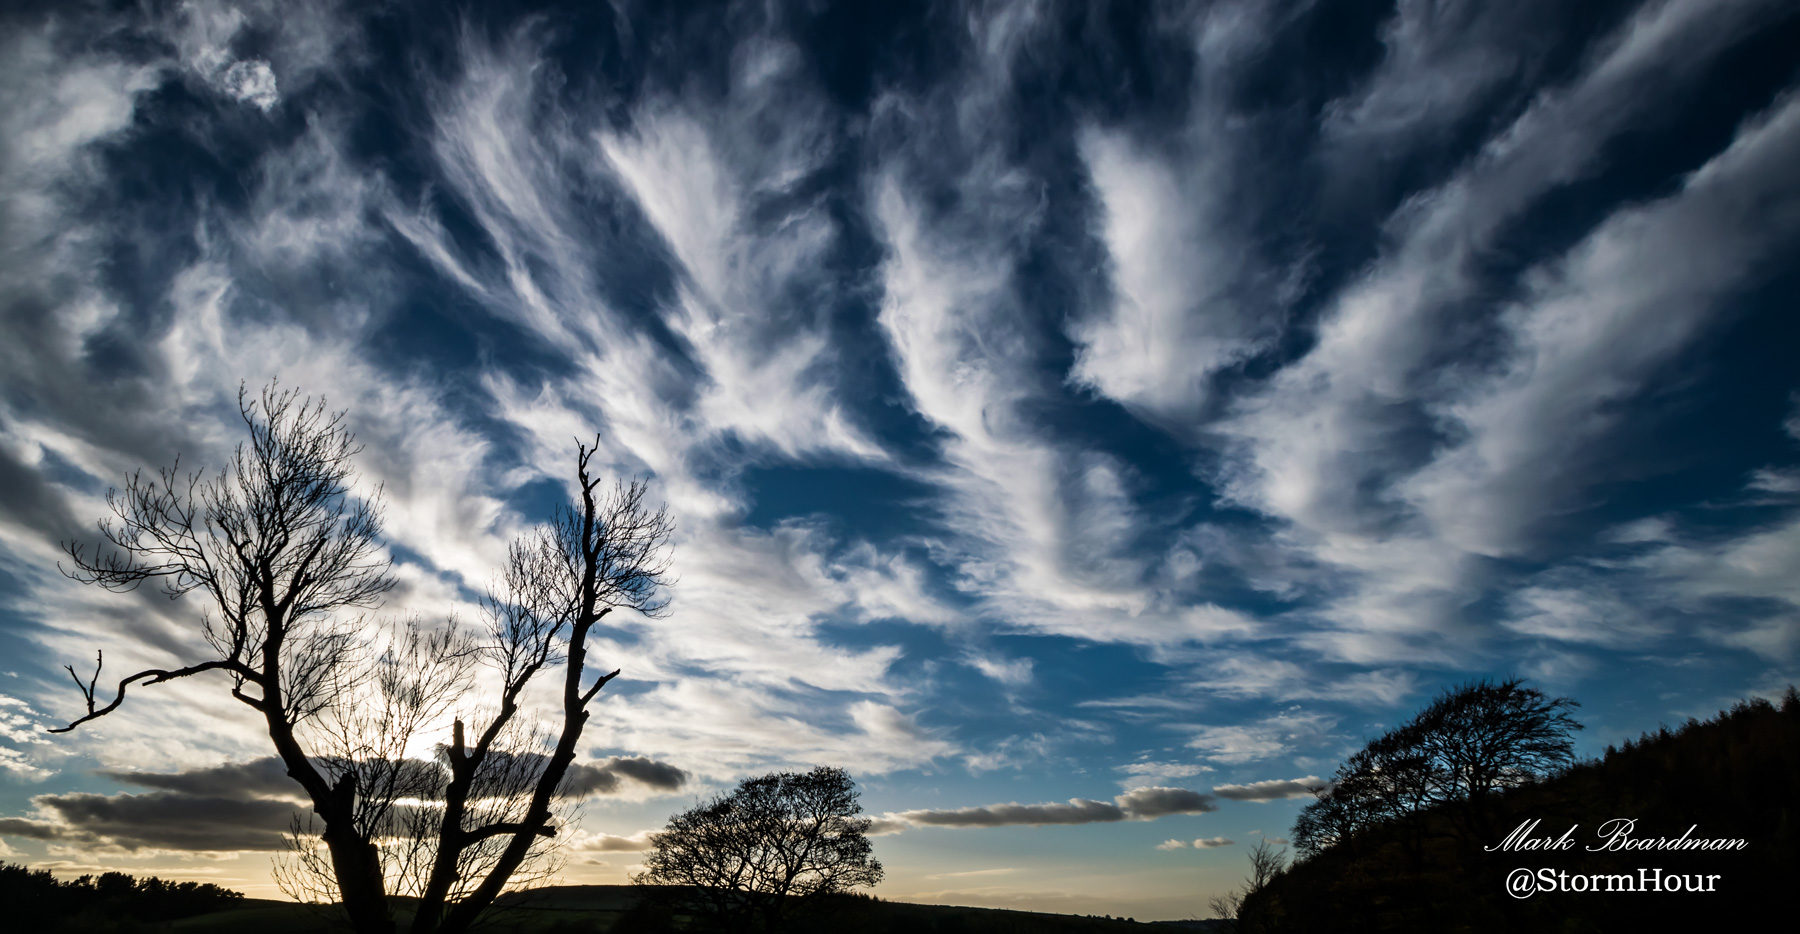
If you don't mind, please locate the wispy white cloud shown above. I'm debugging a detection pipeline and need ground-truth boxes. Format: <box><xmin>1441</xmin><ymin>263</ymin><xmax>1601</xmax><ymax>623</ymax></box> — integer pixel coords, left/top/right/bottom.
<box><xmin>0</xmin><ymin>695</ymin><xmax>55</xmax><ymax>779</ymax></box>
<box><xmin>1</xmin><ymin>0</ymin><xmax>1795</xmax><ymax>909</ymax></box>
<box><xmin>1118</xmin><ymin>760</ymin><xmax>1213</xmax><ymax>789</ymax></box>
<box><xmin>1070</xmin><ymin>1</ymin><xmax>1294</xmax><ymax>428</ymax></box>
<box><xmin>393</xmin><ymin>20</ymin><xmax>970</xmax><ymax>783</ymax></box>
<box><xmin>867</xmin><ymin>12</ymin><xmax>1253</xmax><ymax>647</ymax></box>
<box><xmin>1210</xmin><ymin>0</ymin><xmax>1792</xmax><ymax>661</ymax></box>
<box><xmin>1071</xmin><ymin>127</ymin><xmax>1272</xmax><ymax>426</ymax></box>
<box><xmin>1404</xmin><ymin>89</ymin><xmax>1800</xmax><ymax>557</ymax></box>
<box><xmin>598</xmin><ymin>60</ymin><xmax>886</xmax><ymax>465</ymax></box>
<box><xmin>1186</xmin><ymin>710</ymin><xmax>1336</xmax><ymax>765</ymax></box>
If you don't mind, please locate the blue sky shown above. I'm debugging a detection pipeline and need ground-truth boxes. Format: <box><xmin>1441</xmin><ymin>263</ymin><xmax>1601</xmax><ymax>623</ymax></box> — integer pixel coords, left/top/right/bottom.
<box><xmin>1</xmin><ymin>0</ymin><xmax>1798</xmax><ymax>919</ymax></box>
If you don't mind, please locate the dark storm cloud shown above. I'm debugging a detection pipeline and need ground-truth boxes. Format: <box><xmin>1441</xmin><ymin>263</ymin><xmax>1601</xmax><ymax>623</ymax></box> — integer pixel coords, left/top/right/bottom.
<box><xmin>558</xmin><ymin>763</ymin><xmax>622</xmax><ymax>798</ymax></box>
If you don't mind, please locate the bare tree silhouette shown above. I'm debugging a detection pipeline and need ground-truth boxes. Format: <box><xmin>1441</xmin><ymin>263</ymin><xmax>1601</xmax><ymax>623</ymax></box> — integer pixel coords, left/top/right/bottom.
<box><xmin>1208</xmin><ymin>838</ymin><xmax>1287</xmax><ymax>933</ymax></box>
<box><xmin>636</xmin><ymin>766</ymin><xmax>883</xmax><ymax>934</ymax></box>
<box><xmin>50</xmin><ymin>383</ymin><xmax>674</xmax><ymax>934</ymax></box>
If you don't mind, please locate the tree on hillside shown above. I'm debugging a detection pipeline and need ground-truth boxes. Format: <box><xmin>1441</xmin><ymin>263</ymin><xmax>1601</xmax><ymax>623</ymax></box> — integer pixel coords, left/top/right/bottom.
<box><xmin>1292</xmin><ymin>725</ymin><xmax>1439</xmax><ymax>861</ymax></box>
<box><xmin>50</xmin><ymin>383</ymin><xmax>674</xmax><ymax>934</ymax></box>
<box><xmin>1208</xmin><ymin>839</ymin><xmax>1288</xmax><ymax>934</ymax></box>
<box><xmin>1292</xmin><ymin>677</ymin><xmax>1579</xmax><ymax>856</ymax></box>
<box><xmin>1261</xmin><ymin>687</ymin><xmax>1797</xmax><ymax>933</ymax></box>
<box><xmin>1409</xmin><ymin>677</ymin><xmax>1581</xmax><ymax>838</ymax></box>
<box><xmin>636</xmin><ymin>766</ymin><xmax>884</xmax><ymax>934</ymax></box>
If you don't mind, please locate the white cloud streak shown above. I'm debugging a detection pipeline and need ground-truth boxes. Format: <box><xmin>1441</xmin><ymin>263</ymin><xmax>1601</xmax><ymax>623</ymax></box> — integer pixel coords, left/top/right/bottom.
<box><xmin>1210</xmin><ymin>0</ymin><xmax>1794</xmax><ymax>661</ymax></box>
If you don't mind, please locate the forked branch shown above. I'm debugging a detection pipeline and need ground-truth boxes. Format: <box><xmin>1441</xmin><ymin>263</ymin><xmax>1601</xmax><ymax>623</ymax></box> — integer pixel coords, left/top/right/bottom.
<box><xmin>49</xmin><ymin>655</ymin><xmax>261</xmax><ymax>734</ymax></box>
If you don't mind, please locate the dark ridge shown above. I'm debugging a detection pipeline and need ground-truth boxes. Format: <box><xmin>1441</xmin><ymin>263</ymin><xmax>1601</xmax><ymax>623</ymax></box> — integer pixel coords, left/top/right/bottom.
<box><xmin>1240</xmin><ymin>686</ymin><xmax>1800</xmax><ymax>932</ymax></box>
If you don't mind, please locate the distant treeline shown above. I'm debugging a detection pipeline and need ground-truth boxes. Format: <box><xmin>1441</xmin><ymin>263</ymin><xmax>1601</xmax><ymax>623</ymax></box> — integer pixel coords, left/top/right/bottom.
<box><xmin>1238</xmin><ymin>686</ymin><xmax>1800</xmax><ymax>932</ymax></box>
<box><xmin>0</xmin><ymin>863</ymin><xmax>246</xmax><ymax>932</ymax></box>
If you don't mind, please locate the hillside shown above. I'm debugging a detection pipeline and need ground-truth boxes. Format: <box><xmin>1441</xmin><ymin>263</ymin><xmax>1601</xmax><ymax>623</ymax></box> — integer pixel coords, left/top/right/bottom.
<box><xmin>1239</xmin><ymin>688</ymin><xmax>1800</xmax><ymax>931</ymax></box>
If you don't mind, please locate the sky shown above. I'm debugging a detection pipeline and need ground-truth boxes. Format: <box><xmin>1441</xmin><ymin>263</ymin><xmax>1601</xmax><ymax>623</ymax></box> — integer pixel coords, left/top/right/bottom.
<box><xmin>0</xmin><ymin>0</ymin><xmax>1798</xmax><ymax>921</ymax></box>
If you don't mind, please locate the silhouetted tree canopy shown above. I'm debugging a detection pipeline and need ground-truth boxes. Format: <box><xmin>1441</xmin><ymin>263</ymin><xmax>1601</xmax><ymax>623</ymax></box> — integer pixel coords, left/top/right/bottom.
<box><xmin>636</xmin><ymin>766</ymin><xmax>884</xmax><ymax>934</ymax></box>
<box><xmin>0</xmin><ymin>863</ymin><xmax>244</xmax><ymax>932</ymax></box>
<box><xmin>1294</xmin><ymin>677</ymin><xmax>1579</xmax><ymax>857</ymax></box>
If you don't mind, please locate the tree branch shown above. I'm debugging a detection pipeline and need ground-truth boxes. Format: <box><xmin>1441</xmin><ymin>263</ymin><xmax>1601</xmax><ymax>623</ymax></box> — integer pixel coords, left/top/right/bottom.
<box><xmin>463</xmin><ymin>821</ymin><xmax>557</xmax><ymax>844</ymax></box>
<box><xmin>580</xmin><ymin>668</ymin><xmax>621</xmax><ymax>707</ymax></box>
<box><xmin>48</xmin><ymin>657</ymin><xmax>261</xmax><ymax>734</ymax></box>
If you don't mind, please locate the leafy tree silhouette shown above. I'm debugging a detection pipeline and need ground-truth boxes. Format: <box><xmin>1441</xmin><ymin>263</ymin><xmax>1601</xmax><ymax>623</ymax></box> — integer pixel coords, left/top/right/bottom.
<box><xmin>636</xmin><ymin>766</ymin><xmax>884</xmax><ymax>934</ymax></box>
<box><xmin>1294</xmin><ymin>677</ymin><xmax>1579</xmax><ymax>857</ymax></box>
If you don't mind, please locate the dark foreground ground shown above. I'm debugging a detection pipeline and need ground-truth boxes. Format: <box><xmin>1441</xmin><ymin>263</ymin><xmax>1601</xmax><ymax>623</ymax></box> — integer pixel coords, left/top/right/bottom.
<box><xmin>163</xmin><ymin>887</ymin><xmax>1226</xmax><ymax>934</ymax></box>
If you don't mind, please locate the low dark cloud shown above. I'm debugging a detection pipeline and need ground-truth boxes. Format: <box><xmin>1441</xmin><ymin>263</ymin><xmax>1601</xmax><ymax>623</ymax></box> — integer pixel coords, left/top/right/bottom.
<box><xmin>893</xmin><ymin>786</ymin><xmax>1217</xmax><ymax>828</ymax></box>
<box><xmin>898</xmin><ymin>798</ymin><xmax>1127</xmax><ymax>828</ymax></box>
<box><xmin>1116</xmin><ymin>786</ymin><xmax>1218</xmax><ymax>818</ymax></box>
<box><xmin>1210</xmin><ymin>777</ymin><xmax>1325</xmax><ymax>802</ymax></box>
<box><xmin>0</xmin><ymin>752</ymin><xmax>691</xmax><ymax>854</ymax></box>
<box><xmin>101</xmin><ymin>756</ymin><xmax>442</xmax><ymax>802</ymax></box>
<box><xmin>562</xmin><ymin>756</ymin><xmax>689</xmax><ymax>797</ymax></box>
<box><xmin>0</xmin><ymin>816</ymin><xmax>62</xmax><ymax>840</ymax></box>
<box><xmin>26</xmin><ymin>792</ymin><xmax>297</xmax><ymax>851</ymax></box>
<box><xmin>576</xmin><ymin>831</ymin><xmax>658</xmax><ymax>852</ymax></box>
<box><xmin>559</xmin><ymin>763</ymin><xmax>623</xmax><ymax>797</ymax></box>
<box><xmin>99</xmin><ymin>757</ymin><xmax>298</xmax><ymax>800</ymax></box>
<box><xmin>97</xmin><ymin>753</ymin><xmax>684</xmax><ymax>804</ymax></box>
<box><xmin>599</xmin><ymin>756</ymin><xmax>688</xmax><ymax>791</ymax></box>
<box><xmin>865</xmin><ymin>818</ymin><xmax>910</xmax><ymax>836</ymax></box>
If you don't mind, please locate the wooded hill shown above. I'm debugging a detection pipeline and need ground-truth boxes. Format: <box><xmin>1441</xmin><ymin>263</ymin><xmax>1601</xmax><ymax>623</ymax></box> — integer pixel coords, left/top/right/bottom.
<box><xmin>1238</xmin><ymin>687</ymin><xmax>1800</xmax><ymax>932</ymax></box>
